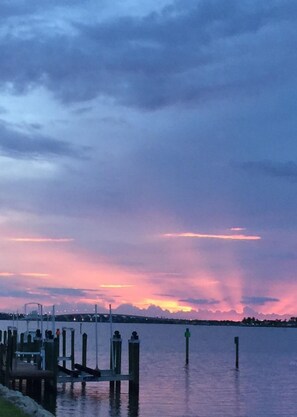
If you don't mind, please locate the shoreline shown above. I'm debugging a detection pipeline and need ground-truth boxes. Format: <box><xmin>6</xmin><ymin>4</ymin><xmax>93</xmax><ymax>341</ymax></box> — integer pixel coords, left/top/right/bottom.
<box><xmin>1</xmin><ymin>312</ymin><xmax>297</xmax><ymax>327</ymax></box>
<box><xmin>0</xmin><ymin>384</ymin><xmax>54</xmax><ymax>417</ymax></box>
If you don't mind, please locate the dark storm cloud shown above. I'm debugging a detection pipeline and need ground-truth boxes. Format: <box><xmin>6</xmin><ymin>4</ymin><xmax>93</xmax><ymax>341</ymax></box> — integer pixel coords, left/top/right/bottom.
<box><xmin>0</xmin><ymin>122</ymin><xmax>85</xmax><ymax>159</ymax></box>
<box><xmin>0</xmin><ymin>0</ymin><xmax>296</xmax><ymax>108</ymax></box>
<box><xmin>0</xmin><ymin>0</ymin><xmax>88</xmax><ymax>20</ymax></box>
<box><xmin>0</xmin><ymin>288</ymin><xmax>32</xmax><ymax>298</ymax></box>
<box><xmin>0</xmin><ymin>1</ymin><xmax>40</xmax><ymax>20</ymax></box>
<box><xmin>241</xmin><ymin>296</ymin><xmax>280</xmax><ymax>306</ymax></box>
<box><xmin>241</xmin><ymin>161</ymin><xmax>297</xmax><ymax>181</ymax></box>
<box><xmin>0</xmin><ymin>277</ymin><xmax>41</xmax><ymax>298</ymax></box>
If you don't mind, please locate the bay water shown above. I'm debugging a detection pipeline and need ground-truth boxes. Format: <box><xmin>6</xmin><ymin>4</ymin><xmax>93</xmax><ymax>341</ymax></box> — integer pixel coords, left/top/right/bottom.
<box><xmin>1</xmin><ymin>321</ymin><xmax>297</xmax><ymax>417</ymax></box>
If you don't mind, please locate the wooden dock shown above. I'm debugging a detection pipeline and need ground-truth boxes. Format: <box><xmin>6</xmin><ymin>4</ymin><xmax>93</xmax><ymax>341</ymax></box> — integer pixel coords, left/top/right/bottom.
<box><xmin>0</xmin><ymin>327</ymin><xmax>140</xmax><ymax>394</ymax></box>
<box><xmin>9</xmin><ymin>360</ymin><xmax>54</xmax><ymax>380</ymax></box>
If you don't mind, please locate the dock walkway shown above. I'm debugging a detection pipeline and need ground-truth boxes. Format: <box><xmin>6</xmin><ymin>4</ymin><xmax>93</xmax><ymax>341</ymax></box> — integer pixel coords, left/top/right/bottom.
<box><xmin>9</xmin><ymin>360</ymin><xmax>54</xmax><ymax>380</ymax></box>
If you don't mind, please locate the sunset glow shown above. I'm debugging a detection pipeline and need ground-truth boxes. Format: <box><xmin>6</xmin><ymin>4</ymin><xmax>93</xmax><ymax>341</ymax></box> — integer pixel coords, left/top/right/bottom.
<box><xmin>20</xmin><ymin>273</ymin><xmax>50</xmax><ymax>278</ymax></box>
<box><xmin>100</xmin><ymin>284</ymin><xmax>134</xmax><ymax>288</ymax></box>
<box><xmin>141</xmin><ymin>299</ymin><xmax>193</xmax><ymax>313</ymax></box>
<box><xmin>0</xmin><ymin>0</ymin><xmax>295</xmax><ymax>322</ymax></box>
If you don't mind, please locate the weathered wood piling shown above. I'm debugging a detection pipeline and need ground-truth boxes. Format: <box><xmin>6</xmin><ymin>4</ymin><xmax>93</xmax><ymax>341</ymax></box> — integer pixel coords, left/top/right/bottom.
<box><xmin>110</xmin><ymin>330</ymin><xmax>122</xmax><ymax>391</ymax></box>
<box><xmin>128</xmin><ymin>331</ymin><xmax>140</xmax><ymax>393</ymax></box>
<box><xmin>82</xmin><ymin>332</ymin><xmax>87</xmax><ymax>367</ymax></box>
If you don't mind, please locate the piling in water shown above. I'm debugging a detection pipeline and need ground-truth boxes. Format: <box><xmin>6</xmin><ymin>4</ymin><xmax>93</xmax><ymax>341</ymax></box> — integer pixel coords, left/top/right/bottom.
<box><xmin>19</xmin><ymin>333</ymin><xmax>24</xmax><ymax>355</ymax></box>
<box><xmin>234</xmin><ymin>336</ymin><xmax>239</xmax><ymax>369</ymax></box>
<box><xmin>128</xmin><ymin>331</ymin><xmax>140</xmax><ymax>394</ymax></box>
<box><xmin>44</xmin><ymin>338</ymin><xmax>59</xmax><ymax>390</ymax></box>
<box><xmin>62</xmin><ymin>329</ymin><xmax>66</xmax><ymax>368</ymax></box>
<box><xmin>185</xmin><ymin>328</ymin><xmax>191</xmax><ymax>365</ymax></box>
<box><xmin>71</xmin><ymin>329</ymin><xmax>75</xmax><ymax>370</ymax></box>
<box><xmin>110</xmin><ymin>330</ymin><xmax>122</xmax><ymax>391</ymax></box>
<box><xmin>82</xmin><ymin>333</ymin><xmax>87</xmax><ymax>367</ymax></box>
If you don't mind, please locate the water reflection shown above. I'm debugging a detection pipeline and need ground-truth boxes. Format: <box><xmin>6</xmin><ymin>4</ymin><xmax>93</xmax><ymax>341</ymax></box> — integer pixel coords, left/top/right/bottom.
<box><xmin>19</xmin><ymin>380</ymin><xmax>57</xmax><ymax>416</ymax></box>
<box><xmin>52</xmin><ymin>381</ymin><xmax>139</xmax><ymax>417</ymax></box>
<box><xmin>109</xmin><ymin>386</ymin><xmax>121</xmax><ymax>417</ymax></box>
<box><xmin>233</xmin><ymin>368</ymin><xmax>243</xmax><ymax>417</ymax></box>
<box><xmin>184</xmin><ymin>365</ymin><xmax>190</xmax><ymax>417</ymax></box>
<box><xmin>127</xmin><ymin>389</ymin><xmax>139</xmax><ymax>417</ymax></box>
<box><xmin>109</xmin><ymin>383</ymin><xmax>139</xmax><ymax>417</ymax></box>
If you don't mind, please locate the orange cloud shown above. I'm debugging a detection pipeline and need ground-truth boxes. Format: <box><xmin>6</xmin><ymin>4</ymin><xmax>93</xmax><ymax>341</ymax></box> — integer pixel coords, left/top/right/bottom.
<box><xmin>163</xmin><ymin>232</ymin><xmax>261</xmax><ymax>241</ymax></box>
<box><xmin>230</xmin><ymin>227</ymin><xmax>246</xmax><ymax>231</ymax></box>
<box><xmin>20</xmin><ymin>273</ymin><xmax>50</xmax><ymax>278</ymax></box>
<box><xmin>0</xmin><ymin>272</ymin><xmax>49</xmax><ymax>277</ymax></box>
<box><xmin>140</xmin><ymin>298</ymin><xmax>192</xmax><ymax>313</ymax></box>
<box><xmin>100</xmin><ymin>284</ymin><xmax>134</xmax><ymax>288</ymax></box>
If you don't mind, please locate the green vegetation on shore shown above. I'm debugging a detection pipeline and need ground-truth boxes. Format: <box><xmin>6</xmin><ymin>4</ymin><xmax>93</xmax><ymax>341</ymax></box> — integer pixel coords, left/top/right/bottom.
<box><xmin>0</xmin><ymin>397</ymin><xmax>28</xmax><ymax>417</ymax></box>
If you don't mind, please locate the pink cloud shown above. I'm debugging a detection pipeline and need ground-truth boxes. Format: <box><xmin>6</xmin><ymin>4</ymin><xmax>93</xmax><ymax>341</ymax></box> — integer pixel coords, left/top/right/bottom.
<box><xmin>163</xmin><ymin>232</ymin><xmax>261</xmax><ymax>241</ymax></box>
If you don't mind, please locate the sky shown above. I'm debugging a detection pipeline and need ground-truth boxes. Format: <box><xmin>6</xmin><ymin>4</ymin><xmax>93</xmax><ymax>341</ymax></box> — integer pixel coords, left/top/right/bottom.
<box><xmin>0</xmin><ymin>0</ymin><xmax>297</xmax><ymax>320</ymax></box>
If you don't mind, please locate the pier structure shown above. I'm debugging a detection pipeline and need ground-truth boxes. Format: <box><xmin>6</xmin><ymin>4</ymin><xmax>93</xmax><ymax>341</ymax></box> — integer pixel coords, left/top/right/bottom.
<box><xmin>0</xmin><ymin>307</ymin><xmax>140</xmax><ymax>396</ymax></box>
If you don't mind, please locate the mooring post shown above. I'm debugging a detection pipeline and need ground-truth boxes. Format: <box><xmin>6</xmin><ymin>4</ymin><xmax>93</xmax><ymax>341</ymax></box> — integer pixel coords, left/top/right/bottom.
<box><xmin>0</xmin><ymin>345</ymin><xmax>4</xmax><ymax>384</ymax></box>
<box><xmin>12</xmin><ymin>329</ymin><xmax>17</xmax><ymax>357</ymax></box>
<box><xmin>62</xmin><ymin>328</ymin><xmax>66</xmax><ymax>368</ymax></box>
<box><xmin>114</xmin><ymin>331</ymin><xmax>122</xmax><ymax>375</ymax></box>
<box><xmin>234</xmin><ymin>336</ymin><xmax>239</xmax><ymax>369</ymax></box>
<box><xmin>71</xmin><ymin>329</ymin><xmax>75</xmax><ymax>370</ymax></box>
<box><xmin>0</xmin><ymin>344</ymin><xmax>3</xmax><ymax>369</ymax></box>
<box><xmin>128</xmin><ymin>331</ymin><xmax>140</xmax><ymax>394</ymax></box>
<box><xmin>82</xmin><ymin>333</ymin><xmax>87</xmax><ymax>367</ymax></box>
<box><xmin>5</xmin><ymin>331</ymin><xmax>14</xmax><ymax>386</ymax></box>
<box><xmin>0</xmin><ymin>330</ymin><xmax>2</xmax><ymax>343</ymax></box>
<box><xmin>95</xmin><ymin>304</ymin><xmax>99</xmax><ymax>370</ymax></box>
<box><xmin>7</xmin><ymin>329</ymin><xmax>12</xmax><ymax>348</ymax></box>
<box><xmin>55</xmin><ymin>328</ymin><xmax>60</xmax><ymax>355</ymax></box>
<box><xmin>34</xmin><ymin>330</ymin><xmax>42</xmax><ymax>366</ymax></box>
<box><xmin>3</xmin><ymin>330</ymin><xmax>7</xmax><ymax>346</ymax></box>
<box><xmin>44</xmin><ymin>339</ymin><xmax>58</xmax><ymax>391</ymax></box>
<box><xmin>54</xmin><ymin>337</ymin><xmax>59</xmax><ymax>372</ymax></box>
<box><xmin>185</xmin><ymin>328</ymin><xmax>191</xmax><ymax>365</ymax></box>
<box><xmin>7</xmin><ymin>331</ymin><xmax>13</xmax><ymax>368</ymax></box>
<box><xmin>27</xmin><ymin>334</ymin><xmax>32</xmax><ymax>363</ymax></box>
<box><xmin>20</xmin><ymin>333</ymin><xmax>24</xmax><ymax>350</ymax></box>
<box><xmin>44</xmin><ymin>340</ymin><xmax>52</xmax><ymax>372</ymax></box>
<box><xmin>110</xmin><ymin>330</ymin><xmax>122</xmax><ymax>391</ymax></box>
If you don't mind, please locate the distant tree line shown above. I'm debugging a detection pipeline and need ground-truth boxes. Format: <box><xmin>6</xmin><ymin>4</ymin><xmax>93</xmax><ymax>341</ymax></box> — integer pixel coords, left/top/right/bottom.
<box><xmin>241</xmin><ymin>316</ymin><xmax>297</xmax><ymax>327</ymax></box>
<box><xmin>0</xmin><ymin>311</ymin><xmax>297</xmax><ymax>326</ymax></box>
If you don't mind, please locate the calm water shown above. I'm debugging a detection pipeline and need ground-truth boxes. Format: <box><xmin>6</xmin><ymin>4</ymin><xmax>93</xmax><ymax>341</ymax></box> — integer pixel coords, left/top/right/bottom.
<box><xmin>2</xmin><ymin>321</ymin><xmax>297</xmax><ymax>417</ymax></box>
